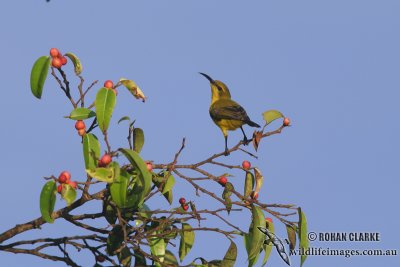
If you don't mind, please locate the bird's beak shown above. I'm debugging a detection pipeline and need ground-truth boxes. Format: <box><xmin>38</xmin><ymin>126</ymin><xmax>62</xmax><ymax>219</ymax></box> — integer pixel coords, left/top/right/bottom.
<box><xmin>199</xmin><ymin>72</ymin><xmax>215</xmax><ymax>84</ymax></box>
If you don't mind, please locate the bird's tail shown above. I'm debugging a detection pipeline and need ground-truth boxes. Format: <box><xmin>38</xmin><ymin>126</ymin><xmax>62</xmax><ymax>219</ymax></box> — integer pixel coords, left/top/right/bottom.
<box><xmin>246</xmin><ymin>119</ymin><xmax>261</xmax><ymax>128</ymax></box>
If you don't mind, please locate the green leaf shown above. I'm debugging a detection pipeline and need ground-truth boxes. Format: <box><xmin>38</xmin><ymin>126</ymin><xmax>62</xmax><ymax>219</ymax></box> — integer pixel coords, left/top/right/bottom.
<box><xmin>222</xmin><ymin>186</ymin><xmax>232</xmax><ymax>214</ymax></box>
<box><xmin>82</xmin><ymin>133</ymin><xmax>100</xmax><ymax>170</ymax></box>
<box><xmin>164</xmin><ymin>250</ymin><xmax>178</xmax><ymax>266</ymax></box>
<box><xmin>245</xmin><ymin>205</ymin><xmax>265</xmax><ymax>266</ymax></box>
<box><xmin>106</xmin><ymin>225</ymin><xmax>124</xmax><ymax>256</ymax></box>
<box><xmin>118</xmin><ymin>247</ymin><xmax>132</xmax><ymax>267</ymax></box>
<box><xmin>148</xmin><ymin>231</ymin><xmax>166</xmax><ymax>266</ymax></box>
<box><xmin>64</xmin><ymin>52</ymin><xmax>83</xmax><ymax>75</ymax></box>
<box><xmin>103</xmin><ymin>199</ymin><xmax>117</xmax><ymax>224</ymax></box>
<box><xmin>244</xmin><ymin>171</ymin><xmax>255</xmax><ymax>199</ymax></box>
<box><xmin>134</xmin><ymin>251</ymin><xmax>146</xmax><ymax>266</ymax></box>
<box><xmin>262</xmin><ymin>221</ymin><xmax>275</xmax><ymax>267</ymax></box>
<box><xmin>162</xmin><ymin>173</ymin><xmax>175</xmax><ymax>194</ymax></box>
<box><xmin>86</xmin><ymin>167</ymin><xmax>114</xmax><ymax>183</ymax></box>
<box><xmin>221</xmin><ymin>241</ymin><xmax>237</xmax><ymax>267</ymax></box>
<box><xmin>118</xmin><ymin>116</ymin><xmax>131</xmax><ymax>124</ymax></box>
<box><xmin>262</xmin><ymin>110</ymin><xmax>284</xmax><ymax>125</ymax></box>
<box><xmin>298</xmin><ymin>208</ymin><xmax>309</xmax><ymax>267</ymax></box>
<box><xmin>39</xmin><ymin>180</ymin><xmax>57</xmax><ymax>223</ymax></box>
<box><xmin>95</xmin><ymin>87</ymin><xmax>116</xmax><ymax>133</ymax></box>
<box><xmin>30</xmin><ymin>56</ymin><xmax>50</xmax><ymax>99</ymax></box>
<box><xmin>286</xmin><ymin>224</ymin><xmax>297</xmax><ymax>251</ymax></box>
<box><xmin>133</xmin><ymin>128</ymin><xmax>145</xmax><ymax>153</ymax></box>
<box><xmin>69</xmin><ymin>108</ymin><xmax>95</xmax><ymax>120</ymax></box>
<box><xmin>61</xmin><ymin>184</ymin><xmax>76</xmax><ymax>206</ymax></box>
<box><xmin>119</xmin><ymin>149</ymin><xmax>152</xmax><ymax>205</ymax></box>
<box><xmin>110</xmin><ymin>168</ymin><xmax>130</xmax><ymax>208</ymax></box>
<box><xmin>179</xmin><ymin>223</ymin><xmax>195</xmax><ymax>262</ymax></box>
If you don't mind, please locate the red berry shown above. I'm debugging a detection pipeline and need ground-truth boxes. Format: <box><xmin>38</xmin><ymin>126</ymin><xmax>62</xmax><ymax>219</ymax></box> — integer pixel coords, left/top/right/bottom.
<box><xmin>104</xmin><ymin>80</ymin><xmax>114</xmax><ymax>89</ymax></box>
<box><xmin>100</xmin><ymin>154</ymin><xmax>112</xmax><ymax>166</ymax></box>
<box><xmin>75</xmin><ymin>120</ymin><xmax>85</xmax><ymax>130</ymax></box>
<box><xmin>60</xmin><ymin>171</ymin><xmax>71</xmax><ymax>182</ymax></box>
<box><xmin>52</xmin><ymin>57</ymin><xmax>62</xmax><ymax>68</ymax></box>
<box><xmin>58</xmin><ymin>174</ymin><xmax>67</xmax><ymax>184</ymax></box>
<box><xmin>60</xmin><ymin>56</ymin><xmax>68</xmax><ymax>65</ymax></box>
<box><xmin>242</xmin><ymin>160</ymin><xmax>251</xmax><ymax>170</ymax></box>
<box><xmin>251</xmin><ymin>191</ymin><xmax>259</xmax><ymax>200</ymax></box>
<box><xmin>69</xmin><ymin>181</ymin><xmax>77</xmax><ymax>189</ymax></box>
<box><xmin>218</xmin><ymin>176</ymin><xmax>228</xmax><ymax>186</ymax></box>
<box><xmin>50</xmin><ymin>48</ymin><xmax>60</xmax><ymax>58</ymax></box>
<box><xmin>265</xmin><ymin>217</ymin><xmax>273</xmax><ymax>223</ymax></box>
<box><xmin>183</xmin><ymin>204</ymin><xmax>189</xmax><ymax>211</ymax></box>
<box><xmin>78</xmin><ymin>129</ymin><xmax>86</xmax><ymax>136</ymax></box>
<box><xmin>146</xmin><ymin>162</ymin><xmax>153</xmax><ymax>172</ymax></box>
<box><xmin>96</xmin><ymin>255</ymin><xmax>105</xmax><ymax>263</ymax></box>
<box><xmin>98</xmin><ymin>160</ymin><xmax>105</xmax><ymax>167</ymax></box>
<box><xmin>179</xmin><ymin>197</ymin><xmax>186</xmax><ymax>205</ymax></box>
<box><xmin>283</xmin><ymin>117</ymin><xmax>290</xmax><ymax>127</ymax></box>
<box><xmin>57</xmin><ymin>184</ymin><xmax>63</xmax><ymax>193</ymax></box>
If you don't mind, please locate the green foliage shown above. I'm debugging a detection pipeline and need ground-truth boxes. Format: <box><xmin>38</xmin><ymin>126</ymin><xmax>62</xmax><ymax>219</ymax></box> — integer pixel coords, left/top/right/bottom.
<box><xmin>221</xmin><ymin>240</ymin><xmax>237</xmax><ymax>267</ymax></box>
<box><xmin>69</xmin><ymin>107</ymin><xmax>95</xmax><ymax>120</ymax></box>
<box><xmin>262</xmin><ymin>109</ymin><xmax>284</xmax><ymax>126</ymax></box>
<box><xmin>61</xmin><ymin>184</ymin><xmax>76</xmax><ymax>206</ymax></box>
<box><xmin>179</xmin><ymin>223</ymin><xmax>195</xmax><ymax>262</ymax></box>
<box><xmin>244</xmin><ymin>171</ymin><xmax>255</xmax><ymax>199</ymax></box>
<box><xmin>261</xmin><ymin>221</ymin><xmax>274</xmax><ymax>266</ymax></box>
<box><xmin>298</xmin><ymin>208</ymin><xmax>309</xmax><ymax>267</ymax></box>
<box><xmin>30</xmin><ymin>56</ymin><xmax>50</xmax><ymax>99</ymax></box>
<box><xmin>39</xmin><ymin>180</ymin><xmax>56</xmax><ymax>223</ymax></box>
<box><xmin>244</xmin><ymin>205</ymin><xmax>265</xmax><ymax>267</ymax></box>
<box><xmin>82</xmin><ymin>133</ymin><xmax>100</xmax><ymax>170</ymax></box>
<box><xmin>86</xmin><ymin>167</ymin><xmax>114</xmax><ymax>183</ymax></box>
<box><xmin>95</xmin><ymin>87</ymin><xmax>116</xmax><ymax>133</ymax></box>
<box><xmin>119</xmin><ymin>149</ymin><xmax>152</xmax><ymax>206</ymax></box>
<box><xmin>133</xmin><ymin>128</ymin><xmax>145</xmax><ymax>153</ymax></box>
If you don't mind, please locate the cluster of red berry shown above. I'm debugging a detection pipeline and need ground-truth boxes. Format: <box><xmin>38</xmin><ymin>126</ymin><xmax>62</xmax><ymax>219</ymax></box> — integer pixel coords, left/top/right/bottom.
<box><xmin>75</xmin><ymin>120</ymin><xmax>86</xmax><ymax>136</ymax></box>
<box><xmin>179</xmin><ymin>197</ymin><xmax>189</xmax><ymax>211</ymax></box>
<box><xmin>56</xmin><ymin>171</ymin><xmax>77</xmax><ymax>193</ymax></box>
<box><xmin>50</xmin><ymin>48</ymin><xmax>67</xmax><ymax>69</ymax></box>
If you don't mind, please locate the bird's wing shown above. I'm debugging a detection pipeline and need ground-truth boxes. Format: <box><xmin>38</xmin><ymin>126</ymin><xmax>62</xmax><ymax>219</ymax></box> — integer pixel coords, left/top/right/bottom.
<box><xmin>210</xmin><ymin>100</ymin><xmax>249</xmax><ymax>122</ymax></box>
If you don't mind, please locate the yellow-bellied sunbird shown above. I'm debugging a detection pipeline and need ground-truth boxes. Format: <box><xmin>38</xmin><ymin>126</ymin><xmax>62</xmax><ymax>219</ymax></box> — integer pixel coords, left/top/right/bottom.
<box><xmin>200</xmin><ymin>73</ymin><xmax>260</xmax><ymax>156</ymax></box>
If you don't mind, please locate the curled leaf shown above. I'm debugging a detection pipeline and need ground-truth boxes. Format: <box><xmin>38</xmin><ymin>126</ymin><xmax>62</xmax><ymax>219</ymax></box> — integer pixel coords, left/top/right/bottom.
<box><xmin>86</xmin><ymin>167</ymin><xmax>114</xmax><ymax>183</ymax></box>
<box><xmin>286</xmin><ymin>224</ymin><xmax>297</xmax><ymax>251</ymax></box>
<box><xmin>254</xmin><ymin>167</ymin><xmax>264</xmax><ymax>196</ymax></box>
<box><xmin>64</xmin><ymin>52</ymin><xmax>83</xmax><ymax>75</ymax></box>
<box><xmin>61</xmin><ymin>184</ymin><xmax>77</xmax><ymax>206</ymax></box>
<box><xmin>244</xmin><ymin>171</ymin><xmax>255</xmax><ymax>199</ymax></box>
<box><xmin>252</xmin><ymin>130</ymin><xmax>263</xmax><ymax>151</ymax></box>
<box><xmin>221</xmin><ymin>241</ymin><xmax>237</xmax><ymax>267</ymax></box>
<box><xmin>120</xmin><ymin>78</ymin><xmax>146</xmax><ymax>102</ymax></box>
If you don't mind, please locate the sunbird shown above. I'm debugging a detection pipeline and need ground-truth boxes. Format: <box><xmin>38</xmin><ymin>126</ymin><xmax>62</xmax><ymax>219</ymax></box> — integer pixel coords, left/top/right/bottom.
<box><xmin>200</xmin><ymin>73</ymin><xmax>260</xmax><ymax>156</ymax></box>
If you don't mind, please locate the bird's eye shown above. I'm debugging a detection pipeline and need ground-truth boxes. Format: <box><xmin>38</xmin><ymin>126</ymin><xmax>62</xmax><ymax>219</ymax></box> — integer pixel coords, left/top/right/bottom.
<box><xmin>217</xmin><ymin>86</ymin><xmax>223</xmax><ymax>91</ymax></box>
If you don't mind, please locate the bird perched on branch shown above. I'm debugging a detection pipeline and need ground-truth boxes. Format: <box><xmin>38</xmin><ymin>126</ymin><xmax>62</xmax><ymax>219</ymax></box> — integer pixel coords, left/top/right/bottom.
<box><xmin>199</xmin><ymin>73</ymin><xmax>260</xmax><ymax>156</ymax></box>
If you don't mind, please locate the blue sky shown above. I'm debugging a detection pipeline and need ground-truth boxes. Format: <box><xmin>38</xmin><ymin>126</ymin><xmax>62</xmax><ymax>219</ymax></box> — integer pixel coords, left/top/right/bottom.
<box><xmin>0</xmin><ymin>1</ymin><xmax>399</xmax><ymax>266</ymax></box>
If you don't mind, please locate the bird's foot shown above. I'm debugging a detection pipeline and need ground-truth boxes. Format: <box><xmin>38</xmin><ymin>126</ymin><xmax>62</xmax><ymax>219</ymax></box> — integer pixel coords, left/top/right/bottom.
<box><xmin>242</xmin><ymin>137</ymin><xmax>250</xmax><ymax>146</ymax></box>
<box><xmin>224</xmin><ymin>149</ymin><xmax>230</xmax><ymax>156</ymax></box>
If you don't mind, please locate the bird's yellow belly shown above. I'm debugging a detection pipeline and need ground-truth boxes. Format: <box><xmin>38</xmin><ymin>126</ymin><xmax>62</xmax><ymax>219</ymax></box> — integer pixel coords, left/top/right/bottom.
<box><xmin>216</xmin><ymin>119</ymin><xmax>243</xmax><ymax>131</ymax></box>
